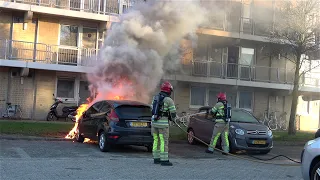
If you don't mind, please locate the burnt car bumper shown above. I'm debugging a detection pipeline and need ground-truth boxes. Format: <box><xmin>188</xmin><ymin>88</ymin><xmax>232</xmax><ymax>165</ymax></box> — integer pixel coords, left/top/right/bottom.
<box><xmin>231</xmin><ymin>134</ymin><xmax>273</xmax><ymax>151</ymax></box>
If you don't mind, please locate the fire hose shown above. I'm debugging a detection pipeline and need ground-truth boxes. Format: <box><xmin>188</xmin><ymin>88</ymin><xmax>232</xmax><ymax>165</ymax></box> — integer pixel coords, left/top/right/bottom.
<box><xmin>172</xmin><ymin>112</ymin><xmax>301</xmax><ymax>167</ymax></box>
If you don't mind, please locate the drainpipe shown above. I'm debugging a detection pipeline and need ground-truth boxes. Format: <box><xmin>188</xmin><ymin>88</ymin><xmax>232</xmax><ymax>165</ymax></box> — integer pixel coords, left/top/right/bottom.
<box><xmin>31</xmin><ymin>70</ymin><xmax>37</xmax><ymax>120</ymax></box>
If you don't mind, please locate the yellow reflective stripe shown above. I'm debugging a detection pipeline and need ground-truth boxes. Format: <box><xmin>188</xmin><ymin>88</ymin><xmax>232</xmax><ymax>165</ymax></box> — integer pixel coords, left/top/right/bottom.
<box><xmin>224</xmin><ymin>132</ymin><xmax>229</xmax><ymax>147</ymax></box>
<box><xmin>159</xmin><ymin>134</ymin><xmax>165</xmax><ymax>153</ymax></box>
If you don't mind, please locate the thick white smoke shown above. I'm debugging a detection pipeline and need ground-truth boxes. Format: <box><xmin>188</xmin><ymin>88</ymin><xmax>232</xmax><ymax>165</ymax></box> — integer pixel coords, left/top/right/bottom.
<box><xmin>87</xmin><ymin>0</ymin><xmax>208</xmax><ymax>103</ymax></box>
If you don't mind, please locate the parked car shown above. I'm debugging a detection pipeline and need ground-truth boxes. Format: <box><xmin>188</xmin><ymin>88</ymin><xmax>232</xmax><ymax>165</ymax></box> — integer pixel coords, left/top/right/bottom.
<box><xmin>75</xmin><ymin>100</ymin><xmax>153</xmax><ymax>152</ymax></box>
<box><xmin>301</xmin><ymin>137</ymin><xmax>320</xmax><ymax>180</ymax></box>
<box><xmin>315</xmin><ymin>129</ymin><xmax>320</xmax><ymax>139</ymax></box>
<box><xmin>187</xmin><ymin>106</ymin><xmax>273</xmax><ymax>154</ymax></box>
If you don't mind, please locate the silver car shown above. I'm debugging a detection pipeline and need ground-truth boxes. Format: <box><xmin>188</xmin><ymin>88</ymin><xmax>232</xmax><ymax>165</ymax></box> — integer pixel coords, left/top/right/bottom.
<box><xmin>301</xmin><ymin>137</ymin><xmax>320</xmax><ymax>180</ymax></box>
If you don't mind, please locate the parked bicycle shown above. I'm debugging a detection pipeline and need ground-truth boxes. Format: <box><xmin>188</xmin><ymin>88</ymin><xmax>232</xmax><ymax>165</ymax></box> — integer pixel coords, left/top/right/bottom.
<box><xmin>1</xmin><ymin>103</ymin><xmax>22</xmax><ymax>119</ymax></box>
<box><xmin>268</xmin><ymin>111</ymin><xmax>287</xmax><ymax>131</ymax></box>
<box><xmin>171</xmin><ymin>104</ymin><xmax>191</xmax><ymax>127</ymax></box>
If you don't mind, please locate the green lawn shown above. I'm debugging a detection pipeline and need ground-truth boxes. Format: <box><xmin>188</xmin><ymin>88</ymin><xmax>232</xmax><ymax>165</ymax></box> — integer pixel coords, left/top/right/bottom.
<box><xmin>272</xmin><ymin>131</ymin><xmax>315</xmax><ymax>142</ymax></box>
<box><xmin>0</xmin><ymin>121</ymin><xmax>73</xmax><ymax>138</ymax></box>
<box><xmin>0</xmin><ymin>120</ymin><xmax>314</xmax><ymax>142</ymax></box>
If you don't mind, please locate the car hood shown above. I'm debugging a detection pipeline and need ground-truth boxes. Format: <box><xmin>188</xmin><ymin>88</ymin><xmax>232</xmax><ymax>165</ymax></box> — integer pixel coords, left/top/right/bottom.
<box><xmin>230</xmin><ymin>122</ymin><xmax>268</xmax><ymax>131</ymax></box>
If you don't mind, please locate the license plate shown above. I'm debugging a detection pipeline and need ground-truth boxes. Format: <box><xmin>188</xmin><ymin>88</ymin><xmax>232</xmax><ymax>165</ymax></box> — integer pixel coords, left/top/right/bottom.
<box><xmin>130</xmin><ymin>122</ymin><xmax>148</xmax><ymax>127</ymax></box>
<box><xmin>252</xmin><ymin>140</ymin><xmax>266</xmax><ymax>145</ymax></box>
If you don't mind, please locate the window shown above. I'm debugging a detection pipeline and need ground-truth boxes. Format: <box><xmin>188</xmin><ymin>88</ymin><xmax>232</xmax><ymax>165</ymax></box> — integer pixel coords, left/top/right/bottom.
<box><xmin>240</xmin><ymin>47</ymin><xmax>255</xmax><ymax>65</ymax></box>
<box><xmin>57</xmin><ymin>79</ymin><xmax>75</xmax><ymax>98</ymax></box>
<box><xmin>86</xmin><ymin>102</ymin><xmax>101</xmax><ymax>115</ymax></box>
<box><xmin>231</xmin><ymin>109</ymin><xmax>258</xmax><ymax>123</ymax></box>
<box><xmin>82</xmin><ymin>28</ymin><xmax>97</xmax><ymax>48</ymax></box>
<box><xmin>239</xmin><ymin>91</ymin><xmax>253</xmax><ymax>110</ymax></box>
<box><xmin>60</xmin><ymin>25</ymin><xmax>78</xmax><ymax>46</ymax></box>
<box><xmin>190</xmin><ymin>87</ymin><xmax>206</xmax><ymax>106</ymax></box>
<box><xmin>208</xmin><ymin>90</ymin><xmax>220</xmax><ymax>106</ymax></box>
<box><xmin>100</xmin><ymin>102</ymin><xmax>112</xmax><ymax>112</ymax></box>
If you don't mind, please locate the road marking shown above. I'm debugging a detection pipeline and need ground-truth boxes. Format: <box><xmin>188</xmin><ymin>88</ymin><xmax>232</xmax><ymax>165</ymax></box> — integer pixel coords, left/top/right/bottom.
<box><xmin>13</xmin><ymin>147</ymin><xmax>31</xmax><ymax>159</ymax></box>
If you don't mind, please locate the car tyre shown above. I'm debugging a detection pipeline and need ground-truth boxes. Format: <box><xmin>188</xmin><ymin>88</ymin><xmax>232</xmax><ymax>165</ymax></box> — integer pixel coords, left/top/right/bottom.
<box><xmin>187</xmin><ymin>128</ymin><xmax>196</xmax><ymax>145</ymax></box>
<box><xmin>310</xmin><ymin>161</ymin><xmax>320</xmax><ymax>180</ymax></box>
<box><xmin>75</xmin><ymin>128</ymin><xmax>84</xmax><ymax>143</ymax></box>
<box><xmin>99</xmin><ymin>131</ymin><xmax>110</xmax><ymax>152</ymax></box>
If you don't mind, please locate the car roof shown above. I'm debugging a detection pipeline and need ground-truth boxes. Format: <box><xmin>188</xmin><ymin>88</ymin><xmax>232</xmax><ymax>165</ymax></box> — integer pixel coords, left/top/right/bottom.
<box><xmin>198</xmin><ymin>106</ymin><xmax>242</xmax><ymax>111</ymax></box>
<box><xmin>96</xmin><ymin>100</ymin><xmax>150</xmax><ymax>108</ymax></box>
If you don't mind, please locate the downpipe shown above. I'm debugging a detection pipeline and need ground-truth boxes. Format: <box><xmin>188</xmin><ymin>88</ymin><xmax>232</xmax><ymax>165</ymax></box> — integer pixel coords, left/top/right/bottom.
<box><xmin>172</xmin><ymin>112</ymin><xmax>301</xmax><ymax>167</ymax></box>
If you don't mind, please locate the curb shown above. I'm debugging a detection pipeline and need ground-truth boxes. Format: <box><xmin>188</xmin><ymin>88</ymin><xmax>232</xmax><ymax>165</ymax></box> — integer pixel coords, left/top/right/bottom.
<box><xmin>0</xmin><ymin>134</ymin><xmax>73</xmax><ymax>141</ymax></box>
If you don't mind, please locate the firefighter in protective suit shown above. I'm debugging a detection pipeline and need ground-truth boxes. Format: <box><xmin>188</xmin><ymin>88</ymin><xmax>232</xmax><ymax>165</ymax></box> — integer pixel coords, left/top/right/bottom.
<box><xmin>206</xmin><ymin>92</ymin><xmax>230</xmax><ymax>155</ymax></box>
<box><xmin>151</xmin><ymin>81</ymin><xmax>176</xmax><ymax>166</ymax></box>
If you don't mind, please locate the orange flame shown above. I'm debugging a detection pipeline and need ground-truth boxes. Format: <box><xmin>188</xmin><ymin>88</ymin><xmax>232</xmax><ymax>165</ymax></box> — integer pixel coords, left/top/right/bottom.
<box><xmin>65</xmin><ymin>79</ymin><xmax>135</xmax><ymax>139</ymax></box>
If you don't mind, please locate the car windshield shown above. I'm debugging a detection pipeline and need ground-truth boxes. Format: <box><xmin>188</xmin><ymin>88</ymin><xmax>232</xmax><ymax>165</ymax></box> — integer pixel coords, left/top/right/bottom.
<box><xmin>115</xmin><ymin>105</ymin><xmax>152</xmax><ymax>119</ymax></box>
<box><xmin>231</xmin><ymin>109</ymin><xmax>259</xmax><ymax>123</ymax></box>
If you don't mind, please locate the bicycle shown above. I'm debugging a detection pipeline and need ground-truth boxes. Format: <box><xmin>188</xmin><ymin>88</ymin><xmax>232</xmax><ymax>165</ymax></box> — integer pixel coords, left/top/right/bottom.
<box><xmin>1</xmin><ymin>103</ymin><xmax>22</xmax><ymax>119</ymax></box>
<box><xmin>173</xmin><ymin>104</ymin><xmax>191</xmax><ymax>127</ymax></box>
<box><xmin>260</xmin><ymin>110</ymin><xmax>270</xmax><ymax>127</ymax></box>
<box><xmin>267</xmin><ymin>111</ymin><xmax>287</xmax><ymax>131</ymax></box>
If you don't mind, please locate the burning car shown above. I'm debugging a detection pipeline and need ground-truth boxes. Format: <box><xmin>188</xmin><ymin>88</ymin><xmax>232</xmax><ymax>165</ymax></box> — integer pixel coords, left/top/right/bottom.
<box><xmin>73</xmin><ymin>100</ymin><xmax>153</xmax><ymax>152</ymax></box>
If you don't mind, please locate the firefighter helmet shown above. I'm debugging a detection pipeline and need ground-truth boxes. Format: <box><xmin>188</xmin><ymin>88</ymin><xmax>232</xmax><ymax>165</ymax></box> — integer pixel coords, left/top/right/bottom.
<box><xmin>217</xmin><ymin>92</ymin><xmax>226</xmax><ymax>101</ymax></box>
<box><xmin>160</xmin><ymin>81</ymin><xmax>173</xmax><ymax>93</ymax></box>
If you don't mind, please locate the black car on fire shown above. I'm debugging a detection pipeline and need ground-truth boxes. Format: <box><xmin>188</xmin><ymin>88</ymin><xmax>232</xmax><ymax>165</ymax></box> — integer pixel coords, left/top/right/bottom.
<box><xmin>187</xmin><ymin>106</ymin><xmax>273</xmax><ymax>154</ymax></box>
<box><xmin>75</xmin><ymin>100</ymin><xmax>153</xmax><ymax>152</ymax></box>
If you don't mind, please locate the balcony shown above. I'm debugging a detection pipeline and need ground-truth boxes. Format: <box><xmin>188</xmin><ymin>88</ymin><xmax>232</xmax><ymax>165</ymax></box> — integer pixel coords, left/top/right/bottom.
<box><xmin>3</xmin><ymin>0</ymin><xmax>119</xmax><ymax>14</ymax></box>
<box><xmin>0</xmin><ymin>39</ymin><xmax>98</xmax><ymax>72</ymax></box>
<box><xmin>173</xmin><ymin>60</ymin><xmax>320</xmax><ymax>91</ymax></box>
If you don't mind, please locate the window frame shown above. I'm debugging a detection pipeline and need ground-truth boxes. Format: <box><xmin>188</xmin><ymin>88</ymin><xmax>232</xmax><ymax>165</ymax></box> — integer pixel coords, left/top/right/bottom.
<box><xmin>59</xmin><ymin>24</ymin><xmax>79</xmax><ymax>47</ymax></box>
<box><xmin>189</xmin><ymin>86</ymin><xmax>207</xmax><ymax>109</ymax></box>
<box><xmin>55</xmin><ymin>77</ymin><xmax>76</xmax><ymax>101</ymax></box>
<box><xmin>238</xmin><ymin>91</ymin><xmax>253</xmax><ymax>112</ymax></box>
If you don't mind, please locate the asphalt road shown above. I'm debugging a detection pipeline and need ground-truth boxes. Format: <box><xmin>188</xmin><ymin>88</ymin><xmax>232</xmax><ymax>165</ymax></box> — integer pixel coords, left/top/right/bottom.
<box><xmin>0</xmin><ymin>139</ymin><xmax>303</xmax><ymax>180</ymax></box>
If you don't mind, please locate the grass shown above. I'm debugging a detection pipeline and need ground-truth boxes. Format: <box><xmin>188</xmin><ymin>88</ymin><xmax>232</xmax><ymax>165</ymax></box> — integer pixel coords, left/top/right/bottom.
<box><xmin>272</xmin><ymin>131</ymin><xmax>315</xmax><ymax>142</ymax></box>
<box><xmin>0</xmin><ymin>120</ymin><xmax>74</xmax><ymax>137</ymax></box>
<box><xmin>169</xmin><ymin>125</ymin><xmax>187</xmax><ymax>141</ymax></box>
<box><xmin>1</xmin><ymin>120</ymin><xmax>313</xmax><ymax>142</ymax></box>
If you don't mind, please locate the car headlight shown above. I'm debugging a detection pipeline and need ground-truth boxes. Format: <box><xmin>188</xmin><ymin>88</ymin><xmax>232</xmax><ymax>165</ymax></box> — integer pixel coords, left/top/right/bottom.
<box><xmin>235</xmin><ymin>129</ymin><xmax>245</xmax><ymax>135</ymax></box>
<box><xmin>267</xmin><ymin>130</ymin><xmax>272</xmax><ymax>137</ymax></box>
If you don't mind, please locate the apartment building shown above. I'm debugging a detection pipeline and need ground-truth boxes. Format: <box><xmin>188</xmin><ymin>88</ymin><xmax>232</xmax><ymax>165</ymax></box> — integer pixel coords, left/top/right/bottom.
<box><xmin>0</xmin><ymin>0</ymin><xmax>319</xmax><ymax>130</ymax></box>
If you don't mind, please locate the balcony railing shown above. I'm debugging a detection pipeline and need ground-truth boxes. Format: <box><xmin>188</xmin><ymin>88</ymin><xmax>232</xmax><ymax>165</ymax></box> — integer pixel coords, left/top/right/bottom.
<box><xmin>4</xmin><ymin>0</ymin><xmax>120</xmax><ymax>15</ymax></box>
<box><xmin>184</xmin><ymin>60</ymin><xmax>319</xmax><ymax>87</ymax></box>
<box><xmin>0</xmin><ymin>39</ymin><xmax>99</xmax><ymax>67</ymax></box>
<box><xmin>1</xmin><ymin>39</ymin><xmax>319</xmax><ymax>88</ymax></box>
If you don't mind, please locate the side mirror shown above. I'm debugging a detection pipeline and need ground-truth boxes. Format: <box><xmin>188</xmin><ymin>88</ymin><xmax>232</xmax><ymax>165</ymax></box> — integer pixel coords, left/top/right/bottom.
<box><xmin>53</xmin><ymin>94</ymin><xmax>54</xmax><ymax>97</ymax></box>
<box><xmin>65</xmin><ymin>99</ymin><xmax>68</xmax><ymax>101</ymax></box>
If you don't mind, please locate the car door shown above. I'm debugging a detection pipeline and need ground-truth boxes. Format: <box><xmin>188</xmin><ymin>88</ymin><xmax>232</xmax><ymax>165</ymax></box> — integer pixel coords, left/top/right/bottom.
<box><xmin>203</xmin><ymin>111</ymin><xmax>216</xmax><ymax>143</ymax></box>
<box><xmin>193</xmin><ymin>109</ymin><xmax>209</xmax><ymax>141</ymax></box>
<box><xmin>80</xmin><ymin>102</ymin><xmax>101</xmax><ymax>138</ymax></box>
<box><xmin>91</xmin><ymin>101</ymin><xmax>112</xmax><ymax>138</ymax></box>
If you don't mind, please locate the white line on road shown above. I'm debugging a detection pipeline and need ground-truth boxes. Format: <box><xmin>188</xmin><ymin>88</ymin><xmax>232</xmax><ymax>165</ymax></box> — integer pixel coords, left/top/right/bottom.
<box><xmin>13</xmin><ymin>147</ymin><xmax>31</xmax><ymax>159</ymax></box>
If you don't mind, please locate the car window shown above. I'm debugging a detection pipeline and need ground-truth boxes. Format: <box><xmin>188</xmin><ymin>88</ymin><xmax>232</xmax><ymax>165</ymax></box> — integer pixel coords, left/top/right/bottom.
<box><xmin>100</xmin><ymin>102</ymin><xmax>111</xmax><ymax>113</ymax></box>
<box><xmin>197</xmin><ymin>109</ymin><xmax>208</xmax><ymax>119</ymax></box>
<box><xmin>115</xmin><ymin>105</ymin><xmax>152</xmax><ymax>119</ymax></box>
<box><xmin>86</xmin><ymin>102</ymin><xmax>102</xmax><ymax>115</ymax></box>
<box><xmin>231</xmin><ymin>109</ymin><xmax>259</xmax><ymax>123</ymax></box>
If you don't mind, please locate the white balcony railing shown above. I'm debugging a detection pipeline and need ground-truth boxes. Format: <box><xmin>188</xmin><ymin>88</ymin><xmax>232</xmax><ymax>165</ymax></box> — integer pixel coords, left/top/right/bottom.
<box><xmin>189</xmin><ymin>60</ymin><xmax>319</xmax><ymax>87</ymax></box>
<box><xmin>4</xmin><ymin>0</ymin><xmax>120</xmax><ymax>14</ymax></box>
<box><xmin>0</xmin><ymin>39</ymin><xmax>99</xmax><ymax>67</ymax></box>
<box><xmin>0</xmin><ymin>39</ymin><xmax>319</xmax><ymax>87</ymax></box>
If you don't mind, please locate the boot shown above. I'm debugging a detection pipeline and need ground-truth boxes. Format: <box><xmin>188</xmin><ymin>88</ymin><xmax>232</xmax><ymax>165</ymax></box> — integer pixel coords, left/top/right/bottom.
<box><xmin>221</xmin><ymin>152</ymin><xmax>228</xmax><ymax>155</ymax></box>
<box><xmin>205</xmin><ymin>149</ymin><xmax>213</xmax><ymax>154</ymax></box>
<box><xmin>161</xmin><ymin>160</ymin><xmax>173</xmax><ymax>166</ymax></box>
<box><xmin>154</xmin><ymin>158</ymin><xmax>161</xmax><ymax>164</ymax></box>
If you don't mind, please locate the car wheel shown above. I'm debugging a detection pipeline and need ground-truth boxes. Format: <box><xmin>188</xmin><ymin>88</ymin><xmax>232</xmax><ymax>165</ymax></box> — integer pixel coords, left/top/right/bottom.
<box><xmin>187</xmin><ymin>129</ymin><xmax>196</xmax><ymax>145</ymax></box>
<box><xmin>258</xmin><ymin>150</ymin><xmax>271</xmax><ymax>155</ymax></box>
<box><xmin>146</xmin><ymin>145</ymin><xmax>153</xmax><ymax>152</ymax></box>
<box><xmin>310</xmin><ymin>161</ymin><xmax>320</xmax><ymax>180</ymax></box>
<box><xmin>75</xmin><ymin>128</ymin><xmax>84</xmax><ymax>143</ymax></box>
<box><xmin>99</xmin><ymin>131</ymin><xmax>110</xmax><ymax>152</ymax></box>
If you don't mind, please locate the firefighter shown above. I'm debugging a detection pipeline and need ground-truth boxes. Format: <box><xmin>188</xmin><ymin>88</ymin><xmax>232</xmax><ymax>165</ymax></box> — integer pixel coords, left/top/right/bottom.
<box><xmin>151</xmin><ymin>81</ymin><xmax>176</xmax><ymax>166</ymax></box>
<box><xmin>206</xmin><ymin>92</ymin><xmax>230</xmax><ymax>155</ymax></box>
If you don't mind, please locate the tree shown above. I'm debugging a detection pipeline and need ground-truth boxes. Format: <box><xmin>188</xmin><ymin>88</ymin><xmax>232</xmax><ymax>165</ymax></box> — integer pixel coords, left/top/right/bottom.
<box><xmin>269</xmin><ymin>0</ymin><xmax>320</xmax><ymax>135</ymax></box>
